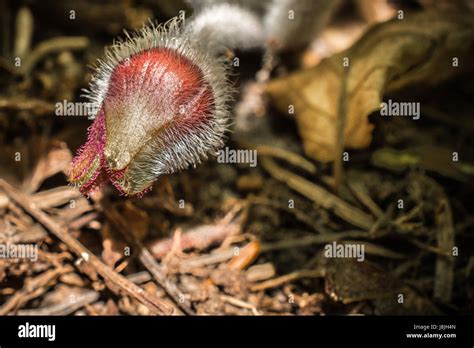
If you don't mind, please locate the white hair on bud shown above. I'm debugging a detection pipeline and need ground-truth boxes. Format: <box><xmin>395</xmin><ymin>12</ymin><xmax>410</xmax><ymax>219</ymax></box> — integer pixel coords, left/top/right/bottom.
<box><xmin>263</xmin><ymin>0</ymin><xmax>339</xmax><ymax>50</ymax></box>
<box><xmin>186</xmin><ymin>0</ymin><xmax>270</xmax><ymax>16</ymax></box>
<box><xmin>187</xmin><ymin>0</ymin><xmax>339</xmax><ymax>52</ymax></box>
<box><xmin>185</xmin><ymin>3</ymin><xmax>265</xmax><ymax>54</ymax></box>
<box><xmin>82</xmin><ymin>17</ymin><xmax>233</xmax><ymax>194</ymax></box>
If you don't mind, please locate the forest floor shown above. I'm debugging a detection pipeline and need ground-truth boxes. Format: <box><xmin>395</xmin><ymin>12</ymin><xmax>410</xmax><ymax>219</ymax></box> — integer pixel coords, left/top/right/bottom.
<box><xmin>0</xmin><ymin>0</ymin><xmax>473</xmax><ymax>315</ymax></box>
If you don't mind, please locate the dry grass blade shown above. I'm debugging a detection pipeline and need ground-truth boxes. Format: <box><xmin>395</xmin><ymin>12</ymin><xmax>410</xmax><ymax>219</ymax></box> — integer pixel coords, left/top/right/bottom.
<box><xmin>434</xmin><ymin>198</ymin><xmax>455</xmax><ymax>302</ymax></box>
<box><xmin>16</xmin><ymin>290</ymin><xmax>99</xmax><ymax>315</ymax></box>
<box><xmin>262</xmin><ymin>158</ymin><xmax>374</xmax><ymax>230</ymax></box>
<box><xmin>260</xmin><ymin>230</ymin><xmax>367</xmax><ymax>252</ymax></box>
<box><xmin>237</xmin><ymin>141</ymin><xmax>317</xmax><ymax>174</ymax></box>
<box><xmin>251</xmin><ymin>269</ymin><xmax>325</xmax><ymax>292</ymax></box>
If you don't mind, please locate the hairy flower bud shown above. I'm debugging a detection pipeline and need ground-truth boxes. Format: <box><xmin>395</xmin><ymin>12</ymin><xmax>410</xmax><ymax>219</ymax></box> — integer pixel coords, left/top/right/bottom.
<box><xmin>69</xmin><ymin>18</ymin><xmax>231</xmax><ymax>196</ymax></box>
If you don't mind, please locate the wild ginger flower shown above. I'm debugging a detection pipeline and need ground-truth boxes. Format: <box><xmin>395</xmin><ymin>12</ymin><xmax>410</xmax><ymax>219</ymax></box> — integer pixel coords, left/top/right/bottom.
<box><xmin>69</xmin><ymin>19</ymin><xmax>231</xmax><ymax>196</ymax></box>
<box><xmin>70</xmin><ymin>1</ymin><xmax>337</xmax><ymax>197</ymax></box>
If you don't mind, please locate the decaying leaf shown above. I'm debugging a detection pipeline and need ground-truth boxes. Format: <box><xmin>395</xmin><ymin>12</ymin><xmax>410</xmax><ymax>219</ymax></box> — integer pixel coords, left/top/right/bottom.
<box><xmin>266</xmin><ymin>11</ymin><xmax>474</xmax><ymax>162</ymax></box>
<box><xmin>101</xmin><ymin>222</ymin><xmax>127</xmax><ymax>269</ymax></box>
<box><xmin>121</xmin><ymin>201</ymin><xmax>150</xmax><ymax>242</ymax></box>
<box><xmin>325</xmin><ymin>258</ymin><xmax>401</xmax><ymax>303</ymax></box>
<box><xmin>22</xmin><ymin>140</ymin><xmax>72</xmax><ymax>193</ymax></box>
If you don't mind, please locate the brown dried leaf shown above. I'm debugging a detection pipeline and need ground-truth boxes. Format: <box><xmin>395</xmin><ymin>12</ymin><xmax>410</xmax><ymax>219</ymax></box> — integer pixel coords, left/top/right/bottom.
<box><xmin>121</xmin><ymin>201</ymin><xmax>150</xmax><ymax>242</ymax></box>
<box><xmin>101</xmin><ymin>222</ymin><xmax>127</xmax><ymax>269</ymax></box>
<box><xmin>266</xmin><ymin>11</ymin><xmax>474</xmax><ymax>162</ymax></box>
<box><xmin>23</xmin><ymin>140</ymin><xmax>72</xmax><ymax>193</ymax></box>
<box><xmin>325</xmin><ymin>258</ymin><xmax>401</xmax><ymax>303</ymax></box>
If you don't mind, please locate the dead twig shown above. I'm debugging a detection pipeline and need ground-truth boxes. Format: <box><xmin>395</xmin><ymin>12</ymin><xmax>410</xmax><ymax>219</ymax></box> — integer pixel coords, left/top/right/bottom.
<box><xmin>238</xmin><ymin>141</ymin><xmax>317</xmax><ymax>174</ymax></box>
<box><xmin>148</xmin><ymin>204</ymin><xmax>245</xmax><ymax>259</ymax></box>
<box><xmin>220</xmin><ymin>295</ymin><xmax>262</xmax><ymax>315</ymax></box>
<box><xmin>227</xmin><ymin>241</ymin><xmax>261</xmax><ymax>271</ymax></box>
<box><xmin>434</xmin><ymin>197</ymin><xmax>455</xmax><ymax>302</ymax></box>
<box><xmin>251</xmin><ymin>269</ymin><xmax>325</xmax><ymax>292</ymax></box>
<box><xmin>179</xmin><ymin>248</ymin><xmax>236</xmax><ymax>272</ymax></box>
<box><xmin>0</xmin><ymin>97</ymin><xmax>55</xmax><ymax>115</ymax></box>
<box><xmin>14</xmin><ymin>6</ymin><xmax>33</xmax><ymax>58</ymax></box>
<box><xmin>0</xmin><ymin>179</ymin><xmax>173</xmax><ymax>315</ymax></box>
<box><xmin>104</xmin><ymin>207</ymin><xmax>191</xmax><ymax>315</ymax></box>
<box><xmin>260</xmin><ymin>230</ymin><xmax>367</xmax><ymax>253</ymax></box>
<box><xmin>245</xmin><ymin>263</ymin><xmax>276</xmax><ymax>282</ymax></box>
<box><xmin>0</xmin><ymin>264</ymin><xmax>73</xmax><ymax>315</ymax></box>
<box><xmin>30</xmin><ymin>186</ymin><xmax>82</xmax><ymax>209</ymax></box>
<box><xmin>333</xmin><ymin>66</ymin><xmax>349</xmax><ymax>192</ymax></box>
<box><xmin>347</xmin><ymin>181</ymin><xmax>384</xmax><ymax>219</ymax></box>
<box><xmin>18</xmin><ymin>37</ymin><xmax>89</xmax><ymax>75</ymax></box>
<box><xmin>16</xmin><ymin>290</ymin><xmax>99</xmax><ymax>316</ymax></box>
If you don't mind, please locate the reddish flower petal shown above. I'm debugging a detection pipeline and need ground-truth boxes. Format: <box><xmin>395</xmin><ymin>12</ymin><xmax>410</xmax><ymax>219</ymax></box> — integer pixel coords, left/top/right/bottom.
<box><xmin>69</xmin><ymin>108</ymin><xmax>108</xmax><ymax>195</ymax></box>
